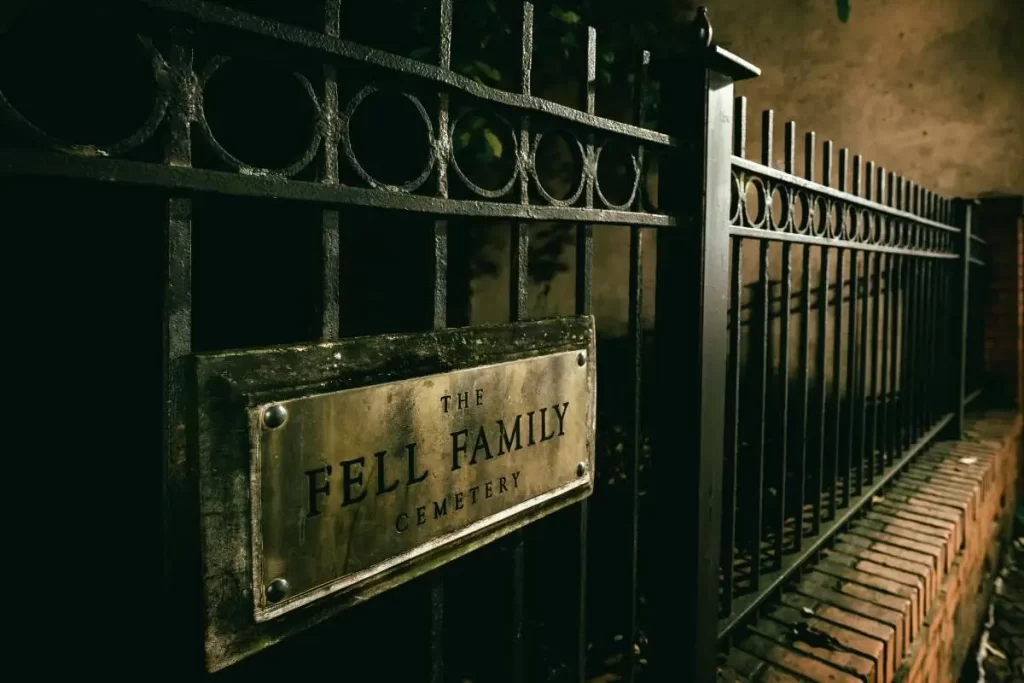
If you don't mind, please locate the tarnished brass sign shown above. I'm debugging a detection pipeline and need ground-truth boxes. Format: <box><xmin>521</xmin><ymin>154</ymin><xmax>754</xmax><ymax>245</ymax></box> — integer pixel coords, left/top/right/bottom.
<box><xmin>192</xmin><ymin>316</ymin><xmax>595</xmax><ymax>671</ymax></box>
<box><xmin>251</xmin><ymin>349</ymin><xmax>593</xmax><ymax>620</ymax></box>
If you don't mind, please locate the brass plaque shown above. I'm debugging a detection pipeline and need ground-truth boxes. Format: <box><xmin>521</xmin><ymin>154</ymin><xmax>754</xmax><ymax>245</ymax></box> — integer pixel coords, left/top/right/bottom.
<box><xmin>250</xmin><ymin>349</ymin><xmax>594</xmax><ymax>621</ymax></box>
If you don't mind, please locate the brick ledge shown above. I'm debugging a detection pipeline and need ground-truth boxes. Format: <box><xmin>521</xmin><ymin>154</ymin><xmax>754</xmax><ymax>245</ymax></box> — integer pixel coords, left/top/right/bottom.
<box><xmin>718</xmin><ymin>410</ymin><xmax>1023</xmax><ymax>683</ymax></box>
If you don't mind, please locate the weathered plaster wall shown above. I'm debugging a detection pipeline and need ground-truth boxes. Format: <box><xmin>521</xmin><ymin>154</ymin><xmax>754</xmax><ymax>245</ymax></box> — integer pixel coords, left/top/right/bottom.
<box><xmin>469</xmin><ymin>0</ymin><xmax>1023</xmax><ymax>335</ymax></box>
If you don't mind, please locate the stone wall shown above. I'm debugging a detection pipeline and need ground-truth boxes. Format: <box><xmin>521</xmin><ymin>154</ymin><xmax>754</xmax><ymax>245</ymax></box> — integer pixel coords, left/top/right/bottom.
<box><xmin>467</xmin><ymin>0</ymin><xmax>1024</xmax><ymax>339</ymax></box>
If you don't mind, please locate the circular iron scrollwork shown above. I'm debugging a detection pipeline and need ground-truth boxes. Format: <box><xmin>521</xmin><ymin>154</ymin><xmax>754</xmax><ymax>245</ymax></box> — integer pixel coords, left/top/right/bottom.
<box><xmin>530</xmin><ymin>130</ymin><xmax>586</xmax><ymax>207</ymax></box>
<box><xmin>0</xmin><ymin>34</ymin><xmax>170</xmax><ymax>157</ymax></box>
<box><xmin>340</xmin><ymin>85</ymin><xmax>435</xmax><ymax>193</ymax></box>
<box><xmin>593</xmin><ymin>140</ymin><xmax>641</xmax><ymax>211</ymax></box>
<box><xmin>447</xmin><ymin>109</ymin><xmax>519</xmax><ymax>199</ymax></box>
<box><xmin>196</xmin><ymin>56</ymin><xmax>322</xmax><ymax>178</ymax></box>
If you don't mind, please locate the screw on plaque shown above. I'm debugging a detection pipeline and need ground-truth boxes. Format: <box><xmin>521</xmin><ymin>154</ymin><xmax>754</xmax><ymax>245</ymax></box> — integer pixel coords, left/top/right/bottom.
<box><xmin>577</xmin><ymin>352</ymin><xmax>586</xmax><ymax>367</ymax></box>
<box><xmin>266</xmin><ymin>578</ymin><xmax>291</xmax><ymax>603</ymax></box>
<box><xmin>576</xmin><ymin>462</ymin><xmax>587</xmax><ymax>477</ymax></box>
<box><xmin>263</xmin><ymin>404</ymin><xmax>288</xmax><ymax>429</ymax></box>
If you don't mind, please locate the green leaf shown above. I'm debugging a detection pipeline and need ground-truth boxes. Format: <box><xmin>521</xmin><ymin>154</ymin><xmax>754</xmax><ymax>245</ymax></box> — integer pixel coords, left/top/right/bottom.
<box><xmin>472</xmin><ymin>60</ymin><xmax>501</xmax><ymax>81</ymax></box>
<box><xmin>483</xmin><ymin>129</ymin><xmax>503</xmax><ymax>159</ymax></box>
<box><xmin>550</xmin><ymin>7</ymin><xmax>581</xmax><ymax>24</ymax></box>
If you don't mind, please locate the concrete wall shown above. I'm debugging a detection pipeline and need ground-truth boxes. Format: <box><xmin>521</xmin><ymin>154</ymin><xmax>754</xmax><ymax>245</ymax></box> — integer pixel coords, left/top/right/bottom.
<box><xmin>467</xmin><ymin>0</ymin><xmax>1024</xmax><ymax>338</ymax></box>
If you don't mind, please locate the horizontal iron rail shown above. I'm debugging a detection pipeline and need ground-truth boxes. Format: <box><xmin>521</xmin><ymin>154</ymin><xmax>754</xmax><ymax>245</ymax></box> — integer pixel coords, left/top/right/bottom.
<box><xmin>963</xmin><ymin>388</ymin><xmax>983</xmax><ymax>408</ymax></box>
<box><xmin>137</xmin><ymin>0</ymin><xmax>677</xmax><ymax>148</ymax></box>
<box><xmin>717</xmin><ymin>410</ymin><xmax>954</xmax><ymax>639</ymax></box>
<box><xmin>732</xmin><ymin>157</ymin><xmax>960</xmax><ymax>234</ymax></box>
<box><xmin>970</xmin><ymin>234</ymin><xmax>987</xmax><ymax>245</ymax></box>
<box><xmin>0</xmin><ymin>148</ymin><xmax>675</xmax><ymax>226</ymax></box>
<box><xmin>729</xmin><ymin>225</ymin><xmax>959</xmax><ymax>258</ymax></box>
<box><xmin>969</xmin><ymin>256</ymin><xmax>986</xmax><ymax>266</ymax></box>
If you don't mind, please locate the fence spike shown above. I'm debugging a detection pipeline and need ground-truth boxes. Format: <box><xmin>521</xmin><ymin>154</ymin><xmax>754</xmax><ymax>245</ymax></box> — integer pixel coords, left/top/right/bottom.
<box><xmin>804</xmin><ymin>131</ymin><xmax>816</xmax><ymax>181</ymax></box>
<box><xmin>784</xmin><ymin>122</ymin><xmax>796</xmax><ymax>174</ymax></box>
<box><xmin>865</xmin><ymin>160</ymin><xmax>875</xmax><ymax>200</ymax></box>
<box><xmin>852</xmin><ymin>155</ymin><xmax>863</xmax><ymax>196</ymax></box>
<box><xmin>838</xmin><ymin>148</ymin><xmax>850</xmax><ymax>192</ymax></box>
<box><xmin>875</xmin><ymin>166</ymin><xmax>886</xmax><ymax>204</ymax></box>
<box><xmin>733</xmin><ymin>98</ymin><xmax>747</xmax><ymax>157</ymax></box>
<box><xmin>761</xmin><ymin>109</ymin><xmax>774</xmax><ymax>166</ymax></box>
<box><xmin>822</xmin><ymin>140</ymin><xmax>833</xmax><ymax>188</ymax></box>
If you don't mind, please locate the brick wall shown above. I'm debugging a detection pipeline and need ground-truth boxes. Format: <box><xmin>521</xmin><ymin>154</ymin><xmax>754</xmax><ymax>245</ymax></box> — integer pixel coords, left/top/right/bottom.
<box><xmin>979</xmin><ymin>196</ymin><xmax>1024</xmax><ymax>409</ymax></box>
<box><xmin>717</xmin><ymin>411</ymin><xmax>1022</xmax><ymax>683</ymax></box>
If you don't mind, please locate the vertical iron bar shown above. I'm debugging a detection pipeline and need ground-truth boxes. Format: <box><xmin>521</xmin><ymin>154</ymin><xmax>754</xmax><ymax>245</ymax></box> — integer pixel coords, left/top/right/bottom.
<box><xmin>793</xmin><ymin>129</ymin><xmax>814</xmax><ymax>551</ymax></box>
<box><xmin>830</xmin><ymin>149</ymin><xmax>848</xmax><ymax>516</ymax></box>
<box><xmin>882</xmin><ymin>172</ymin><xmax>896</xmax><ymax>466</ymax></box>
<box><xmin>831</xmin><ymin>149</ymin><xmax>847</xmax><ymax>511</ymax></box>
<box><xmin>845</xmin><ymin>155</ymin><xmax>862</xmax><ymax>500</ymax></box>
<box><xmin>812</xmin><ymin>141</ymin><xmax>831</xmax><ymax>535</ymax></box>
<box><xmin>163</xmin><ymin>30</ymin><xmax>194</xmax><ymax>676</ymax></box>
<box><xmin>909</xmin><ymin>185</ymin><xmax>922</xmax><ymax>440</ymax></box>
<box><xmin>569</xmin><ymin>24</ymin><xmax>597</xmax><ymax>683</ymax></box>
<box><xmin>911</xmin><ymin>183</ymin><xmax>920</xmax><ymax>439</ymax></box>
<box><xmin>509</xmin><ymin>6</ymin><xmax>531</xmax><ymax>681</ymax></box>
<box><xmin>622</xmin><ymin>47</ymin><xmax>650</xmax><ymax>683</ymax></box>
<box><xmin>857</xmin><ymin>162</ymin><xmax>872</xmax><ymax>488</ymax></box>
<box><xmin>869</xmin><ymin>167</ymin><xmax>884</xmax><ymax>475</ymax></box>
<box><xmin>768</xmin><ymin>110</ymin><xmax>790</xmax><ymax>566</ymax></box>
<box><xmin>951</xmin><ymin>199</ymin><xmax>972</xmax><ymax>438</ymax></box>
<box><xmin>890</xmin><ymin>179</ymin><xmax>902</xmax><ymax>460</ymax></box>
<box><xmin>754</xmin><ymin>233</ymin><xmax>769</xmax><ymax>578</ymax></box>
<box><xmin>652</xmin><ymin>30</ymin><xmax>756</xmax><ymax>681</ymax></box>
<box><xmin>722</xmin><ymin>95</ymin><xmax>747</xmax><ymax>613</ymax></box>
<box><xmin>430</xmin><ymin>3</ymin><xmax>453</xmax><ymax>680</ymax></box>
<box><xmin>860</xmin><ymin>161</ymin><xmax>874</xmax><ymax>484</ymax></box>
<box><xmin>320</xmin><ymin>2</ymin><xmax>341</xmax><ymax>339</ymax></box>
<box><xmin>899</xmin><ymin>179</ymin><xmax>914</xmax><ymax>449</ymax></box>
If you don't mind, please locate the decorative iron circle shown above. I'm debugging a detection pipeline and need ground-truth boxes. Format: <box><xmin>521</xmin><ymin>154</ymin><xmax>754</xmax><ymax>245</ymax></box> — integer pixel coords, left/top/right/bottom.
<box><xmin>340</xmin><ymin>85</ymin><xmax>436</xmax><ymax>193</ymax></box>
<box><xmin>197</xmin><ymin>56</ymin><xmax>323</xmax><ymax>178</ymax></box>
<box><xmin>593</xmin><ymin>140</ymin><xmax>641</xmax><ymax>211</ymax></box>
<box><xmin>866</xmin><ymin>211</ymin><xmax>881</xmax><ymax>245</ymax></box>
<box><xmin>769</xmin><ymin>183</ymin><xmax>792</xmax><ymax>232</ymax></box>
<box><xmin>841</xmin><ymin>203</ymin><xmax>857</xmax><ymax>241</ymax></box>
<box><xmin>530</xmin><ymin>130</ymin><xmax>586</xmax><ymax>207</ymax></box>
<box><xmin>896</xmin><ymin>221</ymin><xmax>909</xmax><ymax>249</ymax></box>
<box><xmin>639</xmin><ymin>153</ymin><xmax>659</xmax><ymax>213</ymax></box>
<box><xmin>881</xmin><ymin>215</ymin><xmax>894</xmax><ymax>246</ymax></box>
<box><xmin>743</xmin><ymin>176</ymin><xmax>770</xmax><ymax>229</ymax></box>
<box><xmin>729</xmin><ymin>170</ymin><xmax>743</xmax><ymax>226</ymax></box>
<box><xmin>0</xmin><ymin>34</ymin><xmax>170</xmax><ymax>157</ymax></box>
<box><xmin>824</xmin><ymin>198</ymin><xmax>841</xmax><ymax>239</ymax></box>
<box><xmin>812</xmin><ymin>195</ymin><xmax>830</xmax><ymax>237</ymax></box>
<box><xmin>792</xmin><ymin>189</ymin><xmax>812</xmax><ymax>235</ymax></box>
<box><xmin>855</xmin><ymin>208</ymin><xmax>871</xmax><ymax>243</ymax></box>
<box><xmin>447</xmin><ymin>109</ymin><xmax>519</xmax><ymax>199</ymax></box>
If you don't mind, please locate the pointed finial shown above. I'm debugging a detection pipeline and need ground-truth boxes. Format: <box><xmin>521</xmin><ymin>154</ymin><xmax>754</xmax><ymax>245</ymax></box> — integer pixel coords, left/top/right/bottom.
<box><xmin>692</xmin><ymin>6</ymin><xmax>713</xmax><ymax>49</ymax></box>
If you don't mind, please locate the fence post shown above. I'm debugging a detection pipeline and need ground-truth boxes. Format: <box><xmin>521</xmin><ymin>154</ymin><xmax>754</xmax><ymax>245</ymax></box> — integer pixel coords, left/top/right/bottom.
<box><xmin>651</xmin><ymin>9</ymin><xmax>758</xmax><ymax>682</ymax></box>
<box><xmin>951</xmin><ymin>198</ymin><xmax>974</xmax><ymax>438</ymax></box>
<box><xmin>976</xmin><ymin>196</ymin><xmax>1024</xmax><ymax>410</ymax></box>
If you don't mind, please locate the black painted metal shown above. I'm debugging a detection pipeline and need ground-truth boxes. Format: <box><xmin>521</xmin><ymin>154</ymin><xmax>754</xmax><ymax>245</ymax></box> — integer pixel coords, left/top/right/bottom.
<box><xmin>720</xmin><ymin>97</ymin><xmax>990</xmax><ymax>644</ymax></box>
<box><xmin>1</xmin><ymin>1</ymin><xmax>992</xmax><ymax>679</ymax></box>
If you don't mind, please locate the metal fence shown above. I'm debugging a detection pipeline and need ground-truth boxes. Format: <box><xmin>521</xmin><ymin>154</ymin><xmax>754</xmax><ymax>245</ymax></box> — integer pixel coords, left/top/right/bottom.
<box><xmin>718</xmin><ymin>103</ymin><xmax>990</xmax><ymax>648</ymax></box>
<box><xmin>0</xmin><ymin>1</ymin><xmax>993</xmax><ymax>681</ymax></box>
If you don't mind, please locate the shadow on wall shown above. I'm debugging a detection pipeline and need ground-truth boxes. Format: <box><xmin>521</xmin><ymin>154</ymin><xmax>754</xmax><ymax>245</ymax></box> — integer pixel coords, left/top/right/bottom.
<box><xmin>468</xmin><ymin>0</ymin><xmax>1022</xmax><ymax>338</ymax></box>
